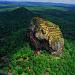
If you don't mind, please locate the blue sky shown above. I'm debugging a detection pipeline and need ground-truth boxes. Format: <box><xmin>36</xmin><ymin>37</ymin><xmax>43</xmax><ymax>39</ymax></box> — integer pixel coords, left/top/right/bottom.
<box><xmin>1</xmin><ymin>0</ymin><xmax>75</xmax><ymax>4</ymax></box>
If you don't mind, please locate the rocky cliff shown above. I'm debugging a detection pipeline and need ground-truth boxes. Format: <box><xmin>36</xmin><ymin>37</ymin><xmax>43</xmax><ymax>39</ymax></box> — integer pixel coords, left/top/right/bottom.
<box><xmin>28</xmin><ymin>17</ymin><xmax>64</xmax><ymax>56</ymax></box>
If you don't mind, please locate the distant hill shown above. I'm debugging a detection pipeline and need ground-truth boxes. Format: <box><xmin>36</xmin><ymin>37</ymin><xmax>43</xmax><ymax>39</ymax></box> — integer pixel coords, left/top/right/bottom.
<box><xmin>0</xmin><ymin>7</ymin><xmax>36</xmax><ymax>38</ymax></box>
<box><xmin>0</xmin><ymin>1</ymin><xmax>75</xmax><ymax>9</ymax></box>
<box><xmin>0</xmin><ymin>7</ymin><xmax>36</xmax><ymax>55</ymax></box>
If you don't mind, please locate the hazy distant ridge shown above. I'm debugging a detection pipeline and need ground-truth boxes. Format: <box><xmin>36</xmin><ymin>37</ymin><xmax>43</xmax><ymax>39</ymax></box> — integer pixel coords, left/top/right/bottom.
<box><xmin>0</xmin><ymin>1</ymin><xmax>75</xmax><ymax>8</ymax></box>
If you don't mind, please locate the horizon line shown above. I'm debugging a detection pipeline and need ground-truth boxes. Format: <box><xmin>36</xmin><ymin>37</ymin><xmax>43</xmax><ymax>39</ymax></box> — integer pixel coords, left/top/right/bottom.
<box><xmin>0</xmin><ymin>0</ymin><xmax>75</xmax><ymax>5</ymax></box>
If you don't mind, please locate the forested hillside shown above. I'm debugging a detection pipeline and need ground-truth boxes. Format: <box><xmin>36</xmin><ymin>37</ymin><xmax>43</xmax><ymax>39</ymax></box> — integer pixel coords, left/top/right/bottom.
<box><xmin>0</xmin><ymin>6</ymin><xmax>75</xmax><ymax>75</ymax></box>
<box><xmin>0</xmin><ymin>7</ymin><xmax>36</xmax><ymax>55</ymax></box>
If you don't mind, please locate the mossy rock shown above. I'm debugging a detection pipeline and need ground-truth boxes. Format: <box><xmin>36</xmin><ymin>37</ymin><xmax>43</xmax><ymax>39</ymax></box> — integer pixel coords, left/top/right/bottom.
<box><xmin>27</xmin><ymin>17</ymin><xmax>64</xmax><ymax>56</ymax></box>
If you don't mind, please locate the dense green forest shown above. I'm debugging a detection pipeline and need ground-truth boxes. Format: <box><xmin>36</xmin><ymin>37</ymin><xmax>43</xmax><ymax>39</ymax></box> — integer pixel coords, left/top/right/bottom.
<box><xmin>0</xmin><ymin>6</ymin><xmax>75</xmax><ymax>75</ymax></box>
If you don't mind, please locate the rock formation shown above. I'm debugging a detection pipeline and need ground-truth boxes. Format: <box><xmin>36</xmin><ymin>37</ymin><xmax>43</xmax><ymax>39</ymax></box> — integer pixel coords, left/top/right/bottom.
<box><xmin>27</xmin><ymin>17</ymin><xmax>64</xmax><ymax>56</ymax></box>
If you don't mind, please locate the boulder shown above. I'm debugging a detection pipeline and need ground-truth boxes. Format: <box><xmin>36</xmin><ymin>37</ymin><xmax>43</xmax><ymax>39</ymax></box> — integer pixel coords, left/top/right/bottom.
<box><xmin>27</xmin><ymin>17</ymin><xmax>64</xmax><ymax>56</ymax></box>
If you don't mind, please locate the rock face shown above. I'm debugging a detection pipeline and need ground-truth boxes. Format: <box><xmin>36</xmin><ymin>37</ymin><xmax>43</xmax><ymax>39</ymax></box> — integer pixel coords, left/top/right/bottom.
<box><xmin>27</xmin><ymin>17</ymin><xmax>64</xmax><ymax>56</ymax></box>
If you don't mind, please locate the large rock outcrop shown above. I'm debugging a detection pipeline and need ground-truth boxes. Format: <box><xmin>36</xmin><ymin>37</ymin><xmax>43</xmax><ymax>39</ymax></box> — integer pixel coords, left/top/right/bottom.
<box><xmin>27</xmin><ymin>17</ymin><xmax>64</xmax><ymax>56</ymax></box>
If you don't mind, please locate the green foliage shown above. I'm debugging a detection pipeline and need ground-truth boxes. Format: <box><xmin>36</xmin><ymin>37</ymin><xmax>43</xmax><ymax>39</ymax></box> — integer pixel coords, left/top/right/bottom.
<box><xmin>0</xmin><ymin>6</ymin><xmax>75</xmax><ymax>75</ymax></box>
<box><xmin>0</xmin><ymin>7</ymin><xmax>35</xmax><ymax>55</ymax></box>
<box><xmin>2</xmin><ymin>39</ymin><xmax>74</xmax><ymax>75</ymax></box>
